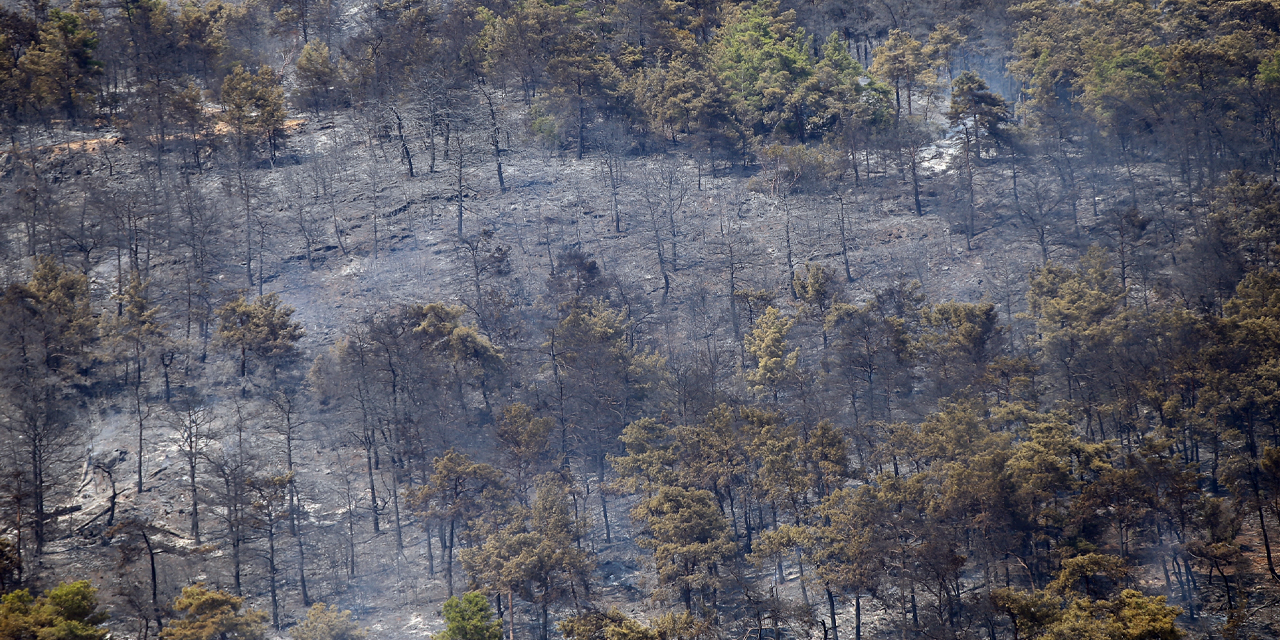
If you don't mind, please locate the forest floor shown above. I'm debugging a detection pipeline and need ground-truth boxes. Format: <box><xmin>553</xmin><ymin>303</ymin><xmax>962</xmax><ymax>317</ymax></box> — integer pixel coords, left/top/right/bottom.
<box><xmin>248</xmin><ymin>111</ymin><xmax>1044</xmax><ymax>352</ymax></box>
<box><xmin>18</xmin><ymin>99</ymin><xmax>1090</xmax><ymax>639</ymax></box>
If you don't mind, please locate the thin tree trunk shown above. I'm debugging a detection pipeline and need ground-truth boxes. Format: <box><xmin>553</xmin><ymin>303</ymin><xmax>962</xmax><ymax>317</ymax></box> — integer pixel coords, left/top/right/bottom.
<box><xmin>366</xmin><ymin>442</ymin><xmax>379</xmax><ymax>533</ymax></box>
<box><xmin>267</xmin><ymin>523</ymin><xmax>280</xmax><ymax>629</ymax></box>
<box><xmin>837</xmin><ymin>197</ymin><xmax>853</xmax><ymax>282</ymax></box>
<box><xmin>1256</xmin><ymin>492</ymin><xmax>1280</xmax><ymax>583</ymax></box>
<box><xmin>135</xmin><ymin>379</ymin><xmax>145</xmax><ymax>494</ymax></box>
<box><xmin>143</xmin><ymin>531</ymin><xmax>160</xmax><ymax>630</ymax></box>
<box><xmin>855</xmin><ymin>593</ymin><xmax>861</xmax><ymax>640</ymax></box>
<box><xmin>481</xmin><ymin>87</ymin><xmax>505</xmax><ymax>191</ymax></box>
<box><xmin>826</xmin><ymin>588</ymin><xmax>839</xmax><ymax>640</ymax></box>
<box><xmin>426</xmin><ymin>522</ymin><xmax>435</xmax><ymax>575</ymax></box>
<box><xmin>189</xmin><ymin>457</ymin><xmax>199</xmax><ymax>543</ymax></box>
<box><xmin>446</xmin><ymin>519</ymin><xmax>455</xmax><ymax>597</ymax></box>
<box><xmin>392</xmin><ymin>107</ymin><xmax>414</xmax><ymax>178</ymax></box>
<box><xmin>598</xmin><ymin>456</ymin><xmax>611</xmax><ymax>543</ymax></box>
<box><xmin>296</xmin><ymin>524</ymin><xmax>310</xmax><ymax>606</ymax></box>
<box><xmin>909</xmin><ymin>152</ymin><xmax>923</xmax><ymax>218</ymax></box>
<box><xmin>391</xmin><ymin>469</ymin><xmax>404</xmax><ymax>554</ymax></box>
<box><xmin>784</xmin><ymin>202</ymin><xmax>796</xmax><ymax>299</ymax></box>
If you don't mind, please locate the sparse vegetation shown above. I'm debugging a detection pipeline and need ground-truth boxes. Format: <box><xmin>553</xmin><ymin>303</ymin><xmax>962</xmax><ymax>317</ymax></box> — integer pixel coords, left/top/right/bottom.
<box><xmin>1</xmin><ymin>0</ymin><xmax>1279</xmax><ymax>638</ymax></box>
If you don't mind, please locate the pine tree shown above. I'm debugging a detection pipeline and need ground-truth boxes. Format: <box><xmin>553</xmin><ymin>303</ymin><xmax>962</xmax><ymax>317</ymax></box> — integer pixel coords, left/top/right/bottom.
<box><xmin>439</xmin><ymin>593</ymin><xmax>502</xmax><ymax>640</ymax></box>
<box><xmin>295</xmin><ymin>40</ymin><xmax>341</xmax><ymax>113</ymax></box>
<box><xmin>632</xmin><ymin>485</ymin><xmax>735</xmax><ymax>611</ymax></box>
<box><xmin>744</xmin><ymin>306</ymin><xmax>797</xmax><ymax>402</ymax></box>
<box><xmin>290</xmin><ymin>605</ymin><xmax>367</xmax><ymax>640</ymax></box>
<box><xmin>409</xmin><ymin>450</ymin><xmax>511</xmax><ymax>597</ymax></box>
<box><xmin>102</xmin><ymin>272</ymin><xmax>166</xmax><ymax>493</ymax></box>
<box><xmin>495</xmin><ymin>403</ymin><xmax>555</xmax><ymax>503</ymax></box>
<box><xmin>215</xmin><ymin>293</ymin><xmax>305</xmax><ymax>380</ymax></box>
<box><xmin>0</xmin><ymin>257</ymin><xmax>97</xmax><ymax>556</ymax></box>
<box><xmin>18</xmin><ymin>8</ymin><xmax>100</xmax><ymax>121</ymax></box>
<box><xmin>710</xmin><ymin>0</ymin><xmax>815</xmax><ymax>141</ymax></box>
<box><xmin>0</xmin><ymin>581</ymin><xmax>110</xmax><ymax>640</ymax></box>
<box><xmin>870</xmin><ymin>29</ymin><xmax>926</xmax><ymax>121</ymax></box>
<box><xmin>221</xmin><ymin>64</ymin><xmax>287</xmax><ymax>162</ymax></box>
<box><xmin>160</xmin><ymin>584</ymin><xmax>268</xmax><ymax>640</ymax></box>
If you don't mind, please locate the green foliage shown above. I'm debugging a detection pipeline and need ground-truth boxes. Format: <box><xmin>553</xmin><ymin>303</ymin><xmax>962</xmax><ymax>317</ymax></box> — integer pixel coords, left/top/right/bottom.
<box><xmin>411</xmin><ymin>449</ymin><xmax>511</xmax><ymax>546</ymax></box>
<box><xmin>649</xmin><ymin>611</ymin><xmax>715</xmax><ymax>640</ymax></box>
<box><xmin>414</xmin><ymin>303</ymin><xmax>504</xmax><ymax>378</ymax></box>
<box><xmin>0</xmin><ymin>257</ymin><xmax>100</xmax><ymax>554</ymax></box>
<box><xmin>439</xmin><ymin>593</ymin><xmax>501</xmax><ymax>640</ymax></box>
<box><xmin>753</xmin><ymin>144</ymin><xmax>844</xmax><ymax>195</ymax></box>
<box><xmin>462</xmin><ymin>472</ymin><xmax>593</xmax><ymax>628</ymax></box>
<box><xmin>1260</xmin><ymin>48</ymin><xmax>1280</xmax><ymax>87</ymax></box>
<box><xmin>546</xmin><ymin>299</ymin><xmax>668</xmax><ymax>439</ymax></box>
<box><xmin>920</xmin><ymin>302</ymin><xmax>998</xmax><ymax>362</ymax></box>
<box><xmin>1025</xmin><ymin>247</ymin><xmax>1127</xmax><ymax>393</ymax></box>
<box><xmin>793</xmin><ymin>262</ymin><xmax>834</xmax><ymax>314</ymax></box>
<box><xmin>993</xmin><ymin>558</ymin><xmax>1182</xmax><ymax>640</ymax></box>
<box><xmin>17</xmin><ymin>256</ymin><xmax>97</xmax><ymax>379</ymax></box>
<box><xmin>9</xmin><ymin>3</ymin><xmax>1280</xmax><ymax>640</ymax></box>
<box><xmin>805</xmin><ymin>32</ymin><xmax>889</xmax><ymax>154</ymax></box>
<box><xmin>17</xmin><ymin>8</ymin><xmax>101</xmax><ymax>121</ymax></box>
<box><xmin>824</xmin><ymin>282</ymin><xmax>921</xmax><ymax>422</ymax></box>
<box><xmin>671</xmin><ymin>405</ymin><xmax>750</xmax><ymax>501</ymax></box>
<box><xmin>0</xmin><ymin>581</ymin><xmax>109</xmax><ymax>640</ymax></box>
<box><xmin>632</xmin><ymin>485</ymin><xmax>735</xmax><ymax>609</ymax></box>
<box><xmin>710</xmin><ymin>0</ymin><xmax>813</xmax><ymax>140</ymax></box>
<box><xmin>101</xmin><ymin>271</ymin><xmax>166</xmax><ymax>388</ymax></box>
<box><xmin>743</xmin><ymin>407</ymin><xmax>808</xmax><ymax>512</ymax></box>
<box><xmin>161</xmin><ymin>585</ymin><xmax>267</xmax><ymax>640</ymax></box>
<box><xmin>560</xmin><ymin>609</ymin><xmax>655</xmax><ymax>640</ymax></box>
<box><xmin>0</xmin><ymin>540</ymin><xmax>19</xmax><ymax>591</ymax></box>
<box><xmin>494</xmin><ymin>403</ymin><xmax>555</xmax><ymax>498</ymax></box>
<box><xmin>629</xmin><ymin>55</ymin><xmax>735</xmax><ymax>145</ymax></box>
<box><xmin>5</xmin><ymin>257</ymin><xmax>94</xmax><ymax>366</ymax></box>
<box><xmin>810</xmin><ymin>485</ymin><xmax>879</xmax><ymax>593</ymax></box>
<box><xmin>918</xmin><ymin>301</ymin><xmax>1001</xmax><ymax>394</ymax></box>
<box><xmin>923</xmin><ymin>21</ymin><xmax>966</xmax><ymax>82</ymax></box>
<box><xmin>482</xmin><ymin>0</ymin><xmax>575</xmax><ymax>101</ymax></box>
<box><xmin>947</xmin><ymin>71</ymin><xmax>1009</xmax><ymax>154</ymax></box>
<box><xmin>870</xmin><ymin>29</ymin><xmax>927</xmax><ymax>120</ymax></box>
<box><xmin>804</xmin><ymin>419</ymin><xmax>849</xmax><ymax>498</ymax></box>
<box><xmin>1008</xmin><ymin>0</ymin><xmax>1280</xmax><ymax>176</ymax></box>
<box><xmin>1211</xmin><ymin>172</ymin><xmax>1280</xmax><ymax>270</ymax></box>
<box><xmin>294</xmin><ymin>41</ymin><xmax>342</xmax><ymax>113</ymax></box>
<box><xmin>744</xmin><ymin>306</ymin><xmax>797</xmax><ymax>399</ymax></box>
<box><xmin>0</xmin><ymin>20</ymin><xmax>28</xmax><ymax>126</ymax></box>
<box><xmin>539</xmin><ymin>31</ymin><xmax>621</xmax><ymax>159</ymax></box>
<box><xmin>1079</xmin><ymin>46</ymin><xmax>1166</xmax><ymax>142</ymax></box>
<box><xmin>612</xmin><ymin>417</ymin><xmax>679</xmax><ymax>495</ymax></box>
<box><xmin>220</xmin><ymin>63</ymin><xmax>286</xmax><ymax>159</ymax></box>
<box><xmin>215</xmin><ymin>293</ymin><xmax>305</xmax><ymax>378</ymax></box>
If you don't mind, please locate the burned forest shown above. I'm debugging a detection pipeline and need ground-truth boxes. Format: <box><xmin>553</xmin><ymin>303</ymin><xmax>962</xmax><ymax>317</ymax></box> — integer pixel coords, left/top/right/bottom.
<box><xmin>3</xmin><ymin>0</ymin><xmax>1280</xmax><ymax>638</ymax></box>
